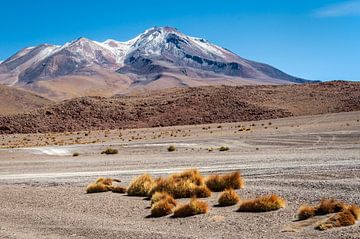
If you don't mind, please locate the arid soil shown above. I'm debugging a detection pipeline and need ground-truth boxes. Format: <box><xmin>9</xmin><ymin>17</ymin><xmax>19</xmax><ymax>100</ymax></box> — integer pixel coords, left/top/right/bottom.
<box><xmin>0</xmin><ymin>111</ymin><xmax>359</xmax><ymax>238</ymax></box>
<box><xmin>0</xmin><ymin>81</ymin><xmax>359</xmax><ymax>134</ymax></box>
<box><xmin>0</xmin><ymin>85</ymin><xmax>52</xmax><ymax>116</ymax></box>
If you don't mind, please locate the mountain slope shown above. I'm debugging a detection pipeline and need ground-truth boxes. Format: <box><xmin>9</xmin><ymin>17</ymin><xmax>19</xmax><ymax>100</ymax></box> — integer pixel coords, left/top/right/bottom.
<box><xmin>0</xmin><ymin>85</ymin><xmax>52</xmax><ymax>116</ymax></box>
<box><xmin>0</xmin><ymin>27</ymin><xmax>315</xmax><ymax>100</ymax></box>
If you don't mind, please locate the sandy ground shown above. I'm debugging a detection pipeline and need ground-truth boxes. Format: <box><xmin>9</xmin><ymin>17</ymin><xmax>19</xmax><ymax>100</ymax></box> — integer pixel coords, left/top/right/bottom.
<box><xmin>0</xmin><ymin>111</ymin><xmax>360</xmax><ymax>238</ymax></box>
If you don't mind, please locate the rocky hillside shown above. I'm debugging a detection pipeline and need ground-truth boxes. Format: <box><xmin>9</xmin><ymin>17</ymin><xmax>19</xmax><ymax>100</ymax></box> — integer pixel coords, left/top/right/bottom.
<box><xmin>0</xmin><ymin>81</ymin><xmax>358</xmax><ymax>134</ymax></box>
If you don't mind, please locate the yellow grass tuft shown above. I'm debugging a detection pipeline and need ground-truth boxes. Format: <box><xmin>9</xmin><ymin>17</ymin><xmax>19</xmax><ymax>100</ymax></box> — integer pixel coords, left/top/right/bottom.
<box><xmin>316</xmin><ymin>209</ymin><xmax>357</xmax><ymax>231</ymax></box>
<box><xmin>110</xmin><ymin>185</ymin><xmax>127</xmax><ymax>194</ymax></box>
<box><xmin>205</xmin><ymin>171</ymin><xmax>245</xmax><ymax>192</ymax></box>
<box><xmin>86</xmin><ymin>182</ymin><xmax>110</xmax><ymax>194</ymax></box>
<box><xmin>348</xmin><ymin>204</ymin><xmax>360</xmax><ymax>220</ymax></box>
<box><xmin>173</xmin><ymin>198</ymin><xmax>209</xmax><ymax>217</ymax></box>
<box><xmin>151</xmin><ymin>199</ymin><xmax>176</xmax><ymax>217</ymax></box>
<box><xmin>297</xmin><ymin>204</ymin><xmax>317</xmax><ymax>220</ymax></box>
<box><xmin>149</xmin><ymin>169</ymin><xmax>211</xmax><ymax>199</ymax></box>
<box><xmin>127</xmin><ymin>174</ymin><xmax>155</xmax><ymax>197</ymax></box>
<box><xmin>316</xmin><ymin>199</ymin><xmax>348</xmax><ymax>215</ymax></box>
<box><xmin>170</xmin><ymin>169</ymin><xmax>204</xmax><ymax>186</ymax></box>
<box><xmin>96</xmin><ymin>177</ymin><xmax>121</xmax><ymax>186</ymax></box>
<box><xmin>192</xmin><ymin>185</ymin><xmax>212</xmax><ymax>198</ymax></box>
<box><xmin>151</xmin><ymin>192</ymin><xmax>177</xmax><ymax>207</ymax></box>
<box><xmin>238</xmin><ymin>194</ymin><xmax>286</xmax><ymax>212</ymax></box>
<box><xmin>218</xmin><ymin>189</ymin><xmax>240</xmax><ymax>206</ymax></box>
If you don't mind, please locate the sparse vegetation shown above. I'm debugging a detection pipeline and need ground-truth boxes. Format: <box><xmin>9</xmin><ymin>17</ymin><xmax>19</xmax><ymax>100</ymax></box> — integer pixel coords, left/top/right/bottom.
<box><xmin>316</xmin><ymin>204</ymin><xmax>360</xmax><ymax>230</ymax></box>
<box><xmin>167</xmin><ymin>145</ymin><xmax>176</xmax><ymax>152</ymax></box>
<box><xmin>72</xmin><ymin>152</ymin><xmax>79</xmax><ymax>157</ymax></box>
<box><xmin>101</xmin><ymin>148</ymin><xmax>118</xmax><ymax>155</ymax></box>
<box><xmin>86</xmin><ymin>182</ymin><xmax>111</xmax><ymax>194</ymax></box>
<box><xmin>218</xmin><ymin>189</ymin><xmax>240</xmax><ymax>206</ymax></box>
<box><xmin>219</xmin><ymin>146</ymin><xmax>229</xmax><ymax>151</ymax></box>
<box><xmin>238</xmin><ymin>194</ymin><xmax>286</xmax><ymax>212</ymax></box>
<box><xmin>149</xmin><ymin>169</ymin><xmax>210</xmax><ymax>199</ymax></box>
<box><xmin>151</xmin><ymin>199</ymin><xmax>176</xmax><ymax>217</ymax></box>
<box><xmin>127</xmin><ymin>174</ymin><xmax>155</xmax><ymax>197</ymax></box>
<box><xmin>173</xmin><ymin>198</ymin><xmax>209</xmax><ymax>217</ymax></box>
<box><xmin>205</xmin><ymin>171</ymin><xmax>245</xmax><ymax>192</ymax></box>
<box><xmin>297</xmin><ymin>204</ymin><xmax>316</xmax><ymax>220</ymax></box>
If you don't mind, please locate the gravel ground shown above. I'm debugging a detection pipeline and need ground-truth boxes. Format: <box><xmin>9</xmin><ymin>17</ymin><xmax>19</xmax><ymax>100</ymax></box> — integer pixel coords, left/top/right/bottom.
<box><xmin>0</xmin><ymin>111</ymin><xmax>360</xmax><ymax>238</ymax></box>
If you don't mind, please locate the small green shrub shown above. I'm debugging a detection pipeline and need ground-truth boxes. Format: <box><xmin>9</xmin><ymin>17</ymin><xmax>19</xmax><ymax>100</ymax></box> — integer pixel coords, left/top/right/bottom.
<box><xmin>219</xmin><ymin>146</ymin><xmax>229</xmax><ymax>151</ymax></box>
<box><xmin>101</xmin><ymin>148</ymin><xmax>118</xmax><ymax>155</ymax></box>
<box><xmin>168</xmin><ymin>145</ymin><xmax>176</xmax><ymax>152</ymax></box>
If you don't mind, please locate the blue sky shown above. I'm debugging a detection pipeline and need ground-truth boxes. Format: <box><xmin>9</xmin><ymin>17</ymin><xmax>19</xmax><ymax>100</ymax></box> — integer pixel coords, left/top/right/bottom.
<box><xmin>0</xmin><ymin>0</ymin><xmax>359</xmax><ymax>81</ymax></box>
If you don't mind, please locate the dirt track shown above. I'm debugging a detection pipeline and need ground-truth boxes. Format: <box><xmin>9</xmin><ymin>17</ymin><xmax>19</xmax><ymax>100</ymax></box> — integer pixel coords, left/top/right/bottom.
<box><xmin>0</xmin><ymin>111</ymin><xmax>360</xmax><ymax>238</ymax></box>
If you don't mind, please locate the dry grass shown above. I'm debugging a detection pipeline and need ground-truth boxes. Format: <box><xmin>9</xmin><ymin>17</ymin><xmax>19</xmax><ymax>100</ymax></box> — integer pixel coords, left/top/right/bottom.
<box><xmin>192</xmin><ymin>185</ymin><xmax>212</xmax><ymax>198</ymax></box>
<box><xmin>170</xmin><ymin>169</ymin><xmax>204</xmax><ymax>186</ymax></box>
<box><xmin>149</xmin><ymin>169</ymin><xmax>211</xmax><ymax>199</ymax></box>
<box><xmin>127</xmin><ymin>174</ymin><xmax>155</xmax><ymax>197</ymax></box>
<box><xmin>297</xmin><ymin>199</ymin><xmax>349</xmax><ymax>220</ymax></box>
<box><xmin>218</xmin><ymin>189</ymin><xmax>240</xmax><ymax>206</ymax></box>
<box><xmin>297</xmin><ymin>204</ymin><xmax>317</xmax><ymax>220</ymax></box>
<box><xmin>86</xmin><ymin>182</ymin><xmax>110</xmax><ymax>194</ymax></box>
<box><xmin>173</xmin><ymin>198</ymin><xmax>209</xmax><ymax>218</ymax></box>
<box><xmin>110</xmin><ymin>185</ymin><xmax>127</xmax><ymax>194</ymax></box>
<box><xmin>96</xmin><ymin>177</ymin><xmax>121</xmax><ymax>186</ymax></box>
<box><xmin>316</xmin><ymin>210</ymin><xmax>357</xmax><ymax>231</ymax></box>
<box><xmin>151</xmin><ymin>192</ymin><xmax>177</xmax><ymax>207</ymax></box>
<box><xmin>205</xmin><ymin>171</ymin><xmax>245</xmax><ymax>192</ymax></box>
<box><xmin>238</xmin><ymin>194</ymin><xmax>286</xmax><ymax>212</ymax></box>
<box><xmin>315</xmin><ymin>204</ymin><xmax>360</xmax><ymax>230</ymax></box>
<box><xmin>316</xmin><ymin>199</ymin><xmax>348</xmax><ymax>215</ymax></box>
<box><xmin>151</xmin><ymin>199</ymin><xmax>176</xmax><ymax>217</ymax></box>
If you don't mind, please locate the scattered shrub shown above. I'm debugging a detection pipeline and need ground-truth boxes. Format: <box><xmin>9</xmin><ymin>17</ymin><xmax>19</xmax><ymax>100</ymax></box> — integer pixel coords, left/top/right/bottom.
<box><xmin>151</xmin><ymin>192</ymin><xmax>177</xmax><ymax>207</ymax></box>
<box><xmin>170</xmin><ymin>169</ymin><xmax>204</xmax><ymax>186</ymax></box>
<box><xmin>151</xmin><ymin>199</ymin><xmax>176</xmax><ymax>217</ymax></box>
<box><xmin>218</xmin><ymin>189</ymin><xmax>240</xmax><ymax>206</ymax></box>
<box><xmin>316</xmin><ymin>209</ymin><xmax>356</xmax><ymax>231</ymax></box>
<box><xmin>238</xmin><ymin>194</ymin><xmax>286</xmax><ymax>212</ymax></box>
<box><xmin>127</xmin><ymin>174</ymin><xmax>155</xmax><ymax>196</ymax></box>
<box><xmin>110</xmin><ymin>185</ymin><xmax>127</xmax><ymax>194</ymax></box>
<box><xmin>205</xmin><ymin>171</ymin><xmax>245</xmax><ymax>192</ymax></box>
<box><xmin>316</xmin><ymin>199</ymin><xmax>347</xmax><ymax>215</ymax></box>
<box><xmin>167</xmin><ymin>145</ymin><xmax>176</xmax><ymax>152</ymax></box>
<box><xmin>96</xmin><ymin>177</ymin><xmax>121</xmax><ymax>186</ymax></box>
<box><xmin>73</xmin><ymin>152</ymin><xmax>80</xmax><ymax>157</ymax></box>
<box><xmin>297</xmin><ymin>204</ymin><xmax>317</xmax><ymax>220</ymax></box>
<box><xmin>86</xmin><ymin>182</ymin><xmax>110</xmax><ymax>194</ymax></box>
<box><xmin>219</xmin><ymin>146</ymin><xmax>229</xmax><ymax>151</ymax></box>
<box><xmin>101</xmin><ymin>148</ymin><xmax>118</xmax><ymax>155</ymax></box>
<box><xmin>193</xmin><ymin>185</ymin><xmax>212</xmax><ymax>198</ymax></box>
<box><xmin>173</xmin><ymin>198</ymin><xmax>209</xmax><ymax>217</ymax></box>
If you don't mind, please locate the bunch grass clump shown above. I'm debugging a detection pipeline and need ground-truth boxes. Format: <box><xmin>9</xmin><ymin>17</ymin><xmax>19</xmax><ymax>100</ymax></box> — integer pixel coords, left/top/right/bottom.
<box><xmin>101</xmin><ymin>148</ymin><xmax>118</xmax><ymax>155</ymax></box>
<box><xmin>218</xmin><ymin>189</ymin><xmax>240</xmax><ymax>206</ymax></box>
<box><xmin>297</xmin><ymin>199</ymin><xmax>350</xmax><ymax>220</ymax></box>
<box><xmin>151</xmin><ymin>192</ymin><xmax>177</xmax><ymax>207</ymax></box>
<box><xmin>86</xmin><ymin>182</ymin><xmax>110</xmax><ymax>194</ymax></box>
<box><xmin>173</xmin><ymin>198</ymin><xmax>209</xmax><ymax>217</ymax></box>
<box><xmin>316</xmin><ymin>205</ymin><xmax>360</xmax><ymax>231</ymax></box>
<box><xmin>86</xmin><ymin>177</ymin><xmax>125</xmax><ymax>194</ymax></box>
<box><xmin>151</xmin><ymin>199</ymin><xmax>176</xmax><ymax>217</ymax></box>
<box><xmin>238</xmin><ymin>194</ymin><xmax>286</xmax><ymax>212</ymax></box>
<box><xmin>149</xmin><ymin>169</ymin><xmax>211</xmax><ymax>199</ymax></box>
<box><xmin>205</xmin><ymin>171</ymin><xmax>245</xmax><ymax>192</ymax></box>
<box><xmin>127</xmin><ymin>174</ymin><xmax>155</xmax><ymax>197</ymax></box>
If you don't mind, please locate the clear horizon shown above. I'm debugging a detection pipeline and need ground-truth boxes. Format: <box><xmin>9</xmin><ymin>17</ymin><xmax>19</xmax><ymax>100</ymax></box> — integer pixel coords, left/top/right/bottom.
<box><xmin>1</xmin><ymin>0</ymin><xmax>359</xmax><ymax>81</ymax></box>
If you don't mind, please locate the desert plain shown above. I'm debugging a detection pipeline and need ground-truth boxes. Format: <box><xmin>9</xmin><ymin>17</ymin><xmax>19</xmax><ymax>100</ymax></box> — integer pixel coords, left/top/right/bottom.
<box><xmin>0</xmin><ymin>111</ymin><xmax>359</xmax><ymax>238</ymax></box>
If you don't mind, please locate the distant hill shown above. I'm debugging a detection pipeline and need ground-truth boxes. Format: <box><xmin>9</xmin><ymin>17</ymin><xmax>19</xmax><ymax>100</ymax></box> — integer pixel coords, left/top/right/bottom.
<box><xmin>0</xmin><ymin>81</ymin><xmax>358</xmax><ymax>134</ymax></box>
<box><xmin>0</xmin><ymin>85</ymin><xmax>52</xmax><ymax>116</ymax></box>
